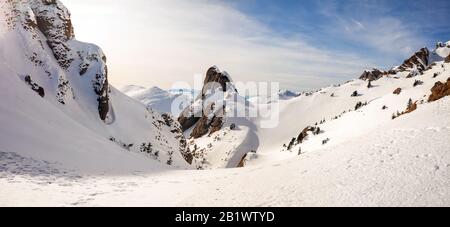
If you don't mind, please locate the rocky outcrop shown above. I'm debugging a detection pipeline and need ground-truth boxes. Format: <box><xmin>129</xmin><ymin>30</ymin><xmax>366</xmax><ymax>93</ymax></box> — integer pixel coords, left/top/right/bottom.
<box><xmin>202</xmin><ymin>66</ymin><xmax>232</xmax><ymax>96</ymax></box>
<box><xmin>445</xmin><ymin>54</ymin><xmax>450</xmax><ymax>63</ymax></box>
<box><xmin>237</xmin><ymin>154</ymin><xmax>247</xmax><ymax>168</ymax></box>
<box><xmin>359</xmin><ymin>68</ymin><xmax>386</xmax><ymax>81</ymax></box>
<box><xmin>428</xmin><ymin>78</ymin><xmax>450</xmax><ymax>102</ymax></box>
<box><xmin>24</xmin><ymin>75</ymin><xmax>45</xmax><ymax>97</ymax></box>
<box><xmin>393</xmin><ymin>88</ymin><xmax>402</xmax><ymax>95</ymax></box>
<box><xmin>24</xmin><ymin>0</ymin><xmax>111</xmax><ymax>121</ymax></box>
<box><xmin>30</xmin><ymin>0</ymin><xmax>75</xmax><ymax>70</ymax></box>
<box><xmin>397</xmin><ymin>48</ymin><xmax>430</xmax><ymax>73</ymax></box>
<box><xmin>178</xmin><ymin>66</ymin><xmax>232</xmax><ymax>138</ymax></box>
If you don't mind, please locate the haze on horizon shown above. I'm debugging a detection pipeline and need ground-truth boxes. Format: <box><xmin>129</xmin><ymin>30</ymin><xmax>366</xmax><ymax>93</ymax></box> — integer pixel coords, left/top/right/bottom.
<box><xmin>64</xmin><ymin>0</ymin><xmax>450</xmax><ymax>92</ymax></box>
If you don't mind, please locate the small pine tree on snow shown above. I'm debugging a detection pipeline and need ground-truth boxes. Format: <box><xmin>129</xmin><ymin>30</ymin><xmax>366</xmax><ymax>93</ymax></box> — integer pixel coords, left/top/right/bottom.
<box><xmin>413</xmin><ymin>80</ymin><xmax>423</xmax><ymax>87</ymax></box>
<box><xmin>351</xmin><ymin>90</ymin><xmax>359</xmax><ymax>97</ymax></box>
<box><xmin>314</xmin><ymin>127</ymin><xmax>321</xmax><ymax>135</ymax></box>
<box><xmin>407</xmin><ymin>98</ymin><xmax>413</xmax><ymax>110</ymax></box>
<box><xmin>166</xmin><ymin>157</ymin><xmax>173</xmax><ymax>165</ymax></box>
<box><xmin>355</xmin><ymin>102</ymin><xmax>363</xmax><ymax>110</ymax></box>
<box><xmin>287</xmin><ymin>138</ymin><xmax>296</xmax><ymax>151</ymax></box>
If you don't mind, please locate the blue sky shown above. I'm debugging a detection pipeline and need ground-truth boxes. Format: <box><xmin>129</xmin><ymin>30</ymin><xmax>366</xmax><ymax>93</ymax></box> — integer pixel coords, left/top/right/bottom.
<box><xmin>228</xmin><ymin>0</ymin><xmax>450</xmax><ymax>66</ymax></box>
<box><xmin>66</xmin><ymin>0</ymin><xmax>450</xmax><ymax>92</ymax></box>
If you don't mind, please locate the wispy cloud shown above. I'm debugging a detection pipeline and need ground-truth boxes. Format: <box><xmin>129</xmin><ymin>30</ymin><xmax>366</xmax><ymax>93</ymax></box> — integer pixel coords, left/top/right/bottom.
<box><xmin>64</xmin><ymin>0</ymin><xmax>374</xmax><ymax>92</ymax></box>
<box><xmin>318</xmin><ymin>0</ymin><xmax>427</xmax><ymax>59</ymax></box>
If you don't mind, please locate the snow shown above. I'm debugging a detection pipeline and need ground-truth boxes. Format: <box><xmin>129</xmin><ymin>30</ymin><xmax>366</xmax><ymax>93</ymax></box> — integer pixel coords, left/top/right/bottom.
<box><xmin>121</xmin><ymin>85</ymin><xmax>193</xmax><ymax>117</ymax></box>
<box><xmin>1</xmin><ymin>0</ymin><xmax>450</xmax><ymax>207</ymax></box>
<box><xmin>1</xmin><ymin>97</ymin><xmax>449</xmax><ymax>206</ymax></box>
<box><xmin>0</xmin><ymin>0</ymin><xmax>190</xmax><ymax>171</ymax></box>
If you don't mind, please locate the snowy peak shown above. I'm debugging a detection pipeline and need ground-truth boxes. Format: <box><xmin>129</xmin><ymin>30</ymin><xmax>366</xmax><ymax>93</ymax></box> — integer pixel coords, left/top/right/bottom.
<box><xmin>121</xmin><ymin>85</ymin><xmax>192</xmax><ymax>116</ymax></box>
<box><xmin>0</xmin><ymin>0</ymin><xmax>191</xmax><ymax>168</ymax></box>
<box><xmin>201</xmin><ymin>66</ymin><xmax>235</xmax><ymax>98</ymax></box>
<box><xmin>179</xmin><ymin>66</ymin><xmax>234</xmax><ymax>136</ymax></box>
<box><xmin>397</xmin><ymin>47</ymin><xmax>430</xmax><ymax>73</ymax></box>
<box><xmin>4</xmin><ymin>0</ymin><xmax>110</xmax><ymax>121</ymax></box>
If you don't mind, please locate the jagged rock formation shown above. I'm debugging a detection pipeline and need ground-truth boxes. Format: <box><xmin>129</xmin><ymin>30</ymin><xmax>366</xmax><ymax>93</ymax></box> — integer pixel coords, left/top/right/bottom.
<box><xmin>1</xmin><ymin>0</ymin><xmax>191</xmax><ymax>167</ymax></box>
<box><xmin>24</xmin><ymin>75</ymin><xmax>45</xmax><ymax>97</ymax></box>
<box><xmin>397</xmin><ymin>48</ymin><xmax>430</xmax><ymax>73</ymax></box>
<box><xmin>5</xmin><ymin>0</ymin><xmax>110</xmax><ymax>121</ymax></box>
<box><xmin>428</xmin><ymin>78</ymin><xmax>450</xmax><ymax>102</ymax></box>
<box><xmin>175</xmin><ymin>66</ymin><xmax>256</xmax><ymax>169</ymax></box>
<box><xmin>178</xmin><ymin>66</ymin><xmax>233</xmax><ymax>138</ymax></box>
<box><xmin>360</xmin><ymin>47</ymin><xmax>436</xmax><ymax>81</ymax></box>
<box><xmin>30</xmin><ymin>0</ymin><xmax>75</xmax><ymax>69</ymax></box>
<box><xmin>359</xmin><ymin>68</ymin><xmax>387</xmax><ymax>81</ymax></box>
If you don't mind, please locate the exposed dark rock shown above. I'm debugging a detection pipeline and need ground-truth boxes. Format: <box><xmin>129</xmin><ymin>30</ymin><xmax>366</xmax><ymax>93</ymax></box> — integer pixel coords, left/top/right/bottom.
<box><xmin>202</xmin><ymin>66</ymin><xmax>232</xmax><ymax>97</ymax></box>
<box><xmin>413</xmin><ymin>80</ymin><xmax>424</xmax><ymax>87</ymax></box>
<box><xmin>209</xmin><ymin>115</ymin><xmax>223</xmax><ymax>135</ymax></box>
<box><xmin>237</xmin><ymin>154</ymin><xmax>247</xmax><ymax>168</ymax></box>
<box><xmin>355</xmin><ymin>102</ymin><xmax>364</xmax><ymax>111</ymax></box>
<box><xmin>359</xmin><ymin>68</ymin><xmax>385</xmax><ymax>81</ymax></box>
<box><xmin>406</xmin><ymin>70</ymin><xmax>420</xmax><ymax>78</ymax></box>
<box><xmin>393</xmin><ymin>88</ymin><xmax>402</xmax><ymax>95</ymax></box>
<box><xmin>351</xmin><ymin>90</ymin><xmax>359</xmax><ymax>97</ymax></box>
<box><xmin>190</xmin><ymin>116</ymin><xmax>210</xmax><ymax>139</ymax></box>
<box><xmin>178</xmin><ymin>66</ymin><xmax>233</xmax><ymax>137</ymax></box>
<box><xmin>31</xmin><ymin>0</ymin><xmax>75</xmax><ymax>69</ymax></box>
<box><xmin>446</xmin><ymin>54</ymin><xmax>450</xmax><ymax>63</ymax></box>
<box><xmin>95</xmin><ymin>72</ymin><xmax>109</xmax><ymax>121</ymax></box>
<box><xmin>397</xmin><ymin>47</ymin><xmax>430</xmax><ymax>73</ymax></box>
<box><xmin>428</xmin><ymin>77</ymin><xmax>450</xmax><ymax>102</ymax></box>
<box><xmin>24</xmin><ymin>75</ymin><xmax>45</xmax><ymax>98</ymax></box>
<box><xmin>178</xmin><ymin>111</ymin><xmax>200</xmax><ymax>132</ymax></box>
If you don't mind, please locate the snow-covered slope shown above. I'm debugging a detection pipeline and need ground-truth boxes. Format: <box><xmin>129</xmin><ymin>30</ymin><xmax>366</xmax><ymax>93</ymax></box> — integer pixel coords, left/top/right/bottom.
<box><xmin>121</xmin><ymin>85</ymin><xmax>192</xmax><ymax>117</ymax></box>
<box><xmin>2</xmin><ymin>95</ymin><xmax>449</xmax><ymax>206</ymax></box>
<box><xmin>0</xmin><ymin>0</ymin><xmax>190</xmax><ymax>172</ymax></box>
<box><xmin>249</xmin><ymin>43</ymin><xmax>450</xmax><ymax>165</ymax></box>
<box><xmin>1</xmin><ymin>0</ymin><xmax>450</xmax><ymax>207</ymax></box>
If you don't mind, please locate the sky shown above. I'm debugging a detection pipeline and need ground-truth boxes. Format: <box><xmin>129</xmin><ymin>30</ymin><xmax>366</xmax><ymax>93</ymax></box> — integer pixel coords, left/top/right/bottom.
<box><xmin>63</xmin><ymin>0</ymin><xmax>450</xmax><ymax>92</ymax></box>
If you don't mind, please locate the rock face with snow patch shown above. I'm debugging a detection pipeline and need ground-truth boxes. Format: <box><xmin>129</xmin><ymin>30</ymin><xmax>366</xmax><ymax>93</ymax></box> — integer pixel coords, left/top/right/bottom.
<box><xmin>5</xmin><ymin>0</ymin><xmax>110</xmax><ymax>120</ymax></box>
<box><xmin>359</xmin><ymin>68</ymin><xmax>388</xmax><ymax>81</ymax></box>
<box><xmin>179</xmin><ymin>66</ymin><xmax>232</xmax><ymax>138</ymax></box>
<box><xmin>1</xmin><ymin>0</ymin><xmax>190</xmax><ymax>167</ymax></box>
<box><xmin>397</xmin><ymin>48</ymin><xmax>430</xmax><ymax>73</ymax></box>
<box><xmin>177</xmin><ymin>66</ymin><xmax>257</xmax><ymax>169</ymax></box>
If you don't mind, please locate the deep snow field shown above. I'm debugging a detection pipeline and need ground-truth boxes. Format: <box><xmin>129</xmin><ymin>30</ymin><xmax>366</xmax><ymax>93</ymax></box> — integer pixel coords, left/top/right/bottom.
<box><xmin>2</xmin><ymin>64</ymin><xmax>450</xmax><ymax>206</ymax></box>
<box><xmin>1</xmin><ymin>0</ymin><xmax>450</xmax><ymax>207</ymax></box>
